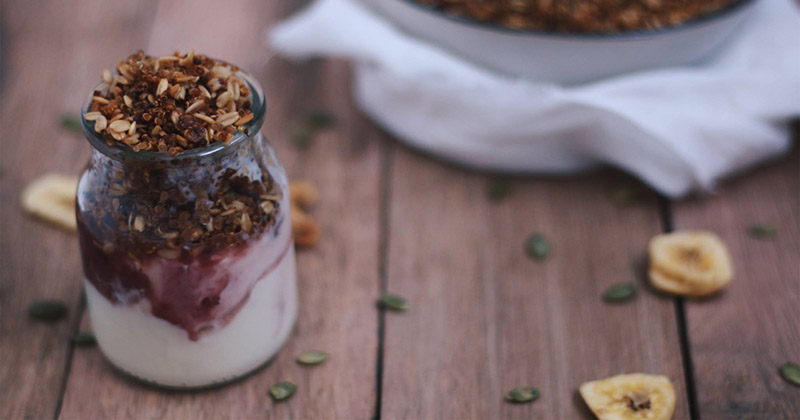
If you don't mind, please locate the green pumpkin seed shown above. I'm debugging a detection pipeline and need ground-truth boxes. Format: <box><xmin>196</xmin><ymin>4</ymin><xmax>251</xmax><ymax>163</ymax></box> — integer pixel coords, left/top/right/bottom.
<box><xmin>779</xmin><ymin>362</ymin><xmax>800</xmax><ymax>387</ymax></box>
<box><xmin>28</xmin><ymin>300</ymin><xmax>68</xmax><ymax>321</ymax></box>
<box><xmin>748</xmin><ymin>224</ymin><xmax>778</xmax><ymax>239</ymax></box>
<box><xmin>525</xmin><ymin>234</ymin><xmax>550</xmax><ymax>261</ymax></box>
<box><xmin>602</xmin><ymin>283</ymin><xmax>637</xmax><ymax>302</ymax></box>
<box><xmin>270</xmin><ymin>381</ymin><xmax>297</xmax><ymax>401</ymax></box>
<box><xmin>307</xmin><ymin>111</ymin><xmax>336</xmax><ymax>129</ymax></box>
<box><xmin>487</xmin><ymin>180</ymin><xmax>512</xmax><ymax>201</ymax></box>
<box><xmin>609</xmin><ymin>187</ymin><xmax>639</xmax><ymax>206</ymax></box>
<box><xmin>505</xmin><ymin>387</ymin><xmax>540</xmax><ymax>403</ymax></box>
<box><xmin>72</xmin><ymin>332</ymin><xmax>97</xmax><ymax>346</ymax></box>
<box><xmin>291</xmin><ymin>128</ymin><xmax>313</xmax><ymax>149</ymax></box>
<box><xmin>60</xmin><ymin>114</ymin><xmax>82</xmax><ymax>134</ymax></box>
<box><xmin>378</xmin><ymin>293</ymin><xmax>408</xmax><ymax>312</ymax></box>
<box><xmin>297</xmin><ymin>350</ymin><xmax>330</xmax><ymax>366</ymax></box>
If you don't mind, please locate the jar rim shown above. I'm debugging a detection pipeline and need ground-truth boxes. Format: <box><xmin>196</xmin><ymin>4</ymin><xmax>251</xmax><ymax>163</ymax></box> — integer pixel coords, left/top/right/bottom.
<box><xmin>80</xmin><ymin>68</ymin><xmax>266</xmax><ymax>162</ymax></box>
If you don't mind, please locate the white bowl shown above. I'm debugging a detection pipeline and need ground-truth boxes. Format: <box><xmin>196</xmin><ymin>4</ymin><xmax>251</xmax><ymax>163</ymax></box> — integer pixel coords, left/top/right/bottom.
<box><xmin>366</xmin><ymin>0</ymin><xmax>759</xmax><ymax>85</ymax></box>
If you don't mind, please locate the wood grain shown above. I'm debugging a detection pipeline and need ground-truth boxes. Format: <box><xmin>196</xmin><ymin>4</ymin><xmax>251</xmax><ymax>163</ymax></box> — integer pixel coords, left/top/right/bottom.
<box><xmin>56</xmin><ymin>0</ymin><xmax>382</xmax><ymax>419</ymax></box>
<box><xmin>380</xmin><ymin>147</ymin><xmax>690</xmax><ymax>419</ymax></box>
<box><xmin>0</xmin><ymin>1</ymin><xmax>155</xmax><ymax>418</ymax></box>
<box><xmin>3</xmin><ymin>0</ymin><xmax>798</xmax><ymax>418</ymax></box>
<box><xmin>674</xmin><ymin>145</ymin><xmax>800</xmax><ymax>419</ymax></box>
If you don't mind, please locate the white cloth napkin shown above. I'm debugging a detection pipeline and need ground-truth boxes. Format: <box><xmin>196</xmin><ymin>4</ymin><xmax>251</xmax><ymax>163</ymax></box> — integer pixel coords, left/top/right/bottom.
<box><xmin>270</xmin><ymin>0</ymin><xmax>800</xmax><ymax>197</ymax></box>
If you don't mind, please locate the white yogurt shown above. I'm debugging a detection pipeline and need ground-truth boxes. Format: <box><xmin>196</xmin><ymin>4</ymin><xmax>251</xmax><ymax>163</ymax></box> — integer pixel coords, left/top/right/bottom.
<box><xmin>85</xmin><ymin>244</ymin><xmax>297</xmax><ymax>388</ymax></box>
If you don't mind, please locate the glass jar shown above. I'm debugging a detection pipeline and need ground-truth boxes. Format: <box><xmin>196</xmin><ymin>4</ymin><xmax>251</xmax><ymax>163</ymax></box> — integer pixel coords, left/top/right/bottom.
<box><xmin>76</xmin><ymin>71</ymin><xmax>297</xmax><ymax>389</ymax></box>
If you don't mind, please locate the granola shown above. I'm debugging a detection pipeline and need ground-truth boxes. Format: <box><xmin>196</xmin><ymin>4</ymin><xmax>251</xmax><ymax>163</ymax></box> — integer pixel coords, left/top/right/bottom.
<box><xmin>84</xmin><ymin>50</ymin><xmax>254</xmax><ymax>155</ymax></box>
<box><xmin>413</xmin><ymin>0</ymin><xmax>740</xmax><ymax>33</ymax></box>
<box><xmin>78</xmin><ymin>50</ymin><xmax>281</xmax><ymax>261</ymax></box>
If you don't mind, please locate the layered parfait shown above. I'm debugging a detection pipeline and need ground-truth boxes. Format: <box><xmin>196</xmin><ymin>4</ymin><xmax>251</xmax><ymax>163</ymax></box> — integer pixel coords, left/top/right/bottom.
<box><xmin>76</xmin><ymin>50</ymin><xmax>296</xmax><ymax>388</ymax></box>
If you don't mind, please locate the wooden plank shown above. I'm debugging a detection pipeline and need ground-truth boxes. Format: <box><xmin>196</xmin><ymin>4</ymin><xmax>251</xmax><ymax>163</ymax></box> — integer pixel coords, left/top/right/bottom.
<box><xmin>674</xmin><ymin>144</ymin><xmax>800</xmax><ymax>419</ymax></box>
<box><xmin>0</xmin><ymin>1</ymin><xmax>155</xmax><ymax>419</ymax></box>
<box><xmin>58</xmin><ymin>0</ymin><xmax>382</xmax><ymax>418</ymax></box>
<box><xmin>381</xmin><ymin>148</ymin><xmax>690</xmax><ymax>418</ymax></box>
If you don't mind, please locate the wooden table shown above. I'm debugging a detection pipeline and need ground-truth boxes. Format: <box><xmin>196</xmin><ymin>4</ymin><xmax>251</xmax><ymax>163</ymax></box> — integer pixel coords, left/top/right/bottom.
<box><xmin>1</xmin><ymin>0</ymin><xmax>798</xmax><ymax>418</ymax></box>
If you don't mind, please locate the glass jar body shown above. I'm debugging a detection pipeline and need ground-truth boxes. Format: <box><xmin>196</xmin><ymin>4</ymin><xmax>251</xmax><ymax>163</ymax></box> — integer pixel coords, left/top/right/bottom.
<box><xmin>76</xmin><ymin>130</ymin><xmax>297</xmax><ymax>389</ymax></box>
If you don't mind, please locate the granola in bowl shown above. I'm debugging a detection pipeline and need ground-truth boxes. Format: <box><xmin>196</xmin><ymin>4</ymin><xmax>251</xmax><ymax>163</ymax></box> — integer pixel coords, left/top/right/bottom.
<box><xmin>411</xmin><ymin>0</ymin><xmax>744</xmax><ymax>33</ymax></box>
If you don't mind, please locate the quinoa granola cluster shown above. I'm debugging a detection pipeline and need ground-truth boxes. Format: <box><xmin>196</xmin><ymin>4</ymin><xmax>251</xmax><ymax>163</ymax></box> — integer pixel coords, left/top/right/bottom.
<box><xmin>78</xmin><ymin>161</ymin><xmax>283</xmax><ymax>260</ymax></box>
<box><xmin>83</xmin><ymin>50</ymin><xmax>255</xmax><ymax>156</ymax></box>
<box><xmin>413</xmin><ymin>0</ymin><xmax>739</xmax><ymax>33</ymax></box>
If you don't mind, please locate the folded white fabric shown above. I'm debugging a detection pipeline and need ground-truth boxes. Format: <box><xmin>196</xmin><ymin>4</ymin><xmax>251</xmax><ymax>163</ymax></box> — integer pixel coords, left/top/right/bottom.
<box><xmin>270</xmin><ymin>0</ymin><xmax>800</xmax><ymax>197</ymax></box>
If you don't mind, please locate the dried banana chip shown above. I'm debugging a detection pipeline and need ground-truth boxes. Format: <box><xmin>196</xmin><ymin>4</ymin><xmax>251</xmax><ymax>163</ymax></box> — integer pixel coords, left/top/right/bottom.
<box><xmin>648</xmin><ymin>269</ymin><xmax>699</xmax><ymax>296</ymax></box>
<box><xmin>21</xmin><ymin>174</ymin><xmax>79</xmax><ymax>232</ymax></box>
<box><xmin>580</xmin><ymin>373</ymin><xmax>676</xmax><ymax>420</ymax></box>
<box><xmin>648</xmin><ymin>231</ymin><xmax>733</xmax><ymax>297</ymax></box>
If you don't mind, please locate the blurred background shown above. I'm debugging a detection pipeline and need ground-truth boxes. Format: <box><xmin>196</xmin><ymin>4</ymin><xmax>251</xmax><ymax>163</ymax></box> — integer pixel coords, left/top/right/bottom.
<box><xmin>0</xmin><ymin>0</ymin><xmax>798</xmax><ymax>419</ymax></box>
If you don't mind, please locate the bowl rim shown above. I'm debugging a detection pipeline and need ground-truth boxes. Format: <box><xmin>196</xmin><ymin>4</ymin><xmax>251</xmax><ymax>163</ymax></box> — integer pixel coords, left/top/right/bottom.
<box><xmin>390</xmin><ymin>0</ymin><xmax>759</xmax><ymax>39</ymax></box>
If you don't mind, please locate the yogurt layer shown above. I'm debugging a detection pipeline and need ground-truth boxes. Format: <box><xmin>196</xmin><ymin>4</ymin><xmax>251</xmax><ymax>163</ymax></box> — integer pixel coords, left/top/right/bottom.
<box><xmin>86</xmin><ymin>246</ymin><xmax>297</xmax><ymax>388</ymax></box>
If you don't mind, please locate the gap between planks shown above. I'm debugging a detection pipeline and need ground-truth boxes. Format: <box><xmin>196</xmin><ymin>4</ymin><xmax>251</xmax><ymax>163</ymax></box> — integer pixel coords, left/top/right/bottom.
<box><xmin>658</xmin><ymin>195</ymin><xmax>701</xmax><ymax>420</ymax></box>
<box><xmin>372</xmin><ymin>142</ymin><xmax>395</xmax><ymax>420</ymax></box>
<box><xmin>53</xmin><ymin>292</ymin><xmax>87</xmax><ymax>420</ymax></box>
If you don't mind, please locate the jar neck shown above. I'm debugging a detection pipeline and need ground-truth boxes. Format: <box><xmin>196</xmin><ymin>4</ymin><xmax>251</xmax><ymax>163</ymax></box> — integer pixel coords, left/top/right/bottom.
<box><xmin>89</xmin><ymin>130</ymin><xmax>264</xmax><ymax>171</ymax></box>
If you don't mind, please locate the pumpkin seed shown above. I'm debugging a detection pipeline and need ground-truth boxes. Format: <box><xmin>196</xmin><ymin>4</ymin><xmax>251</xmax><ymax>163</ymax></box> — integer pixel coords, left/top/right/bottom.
<box><xmin>28</xmin><ymin>300</ymin><xmax>68</xmax><ymax>321</ymax></box>
<box><xmin>779</xmin><ymin>362</ymin><xmax>800</xmax><ymax>387</ymax></box>
<box><xmin>270</xmin><ymin>381</ymin><xmax>297</xmax><ymax>401</ymax></box>
<box><xmin>291</xmin><ymin>128</ymin><xmax>313</xmax><ymax>149</ymax></box>
<box><xmin>602</xmin><ymin>283</ymin><xmax>637</xmax><ymax>302</ymax></box>
<box><xmin>72</xmin><ymin>332</ymin><xmax>97</xmax><ymax>346</ymax></box>
<box><xmin>307</xmin><ymin>111</ymin><xmax>336</xmax><ymax>129</ymax></box>
<box><xmin>748</xmin><ymin>224</ymin><xmax>777</xmax><ymax>240</ymax></box>
<box><xmin>297</xmin><ymin>350</ymin><xmax>330</xmax><ymax>366</ymax></box>
<box><xmin>505</xmin><ymin>387</ymin><xmax>540</xmax><ymax>403</ymax></box>
<box><xmin>525</xmin><ymin>234</ymin><xmax>550</xmax><ymax>261</ymax></box>
<box><xmin>487</xmin><ymin>179</ymin><xmax>512</xmax><ymax>201</ymax></box>
<box><xmin>610</xmin><ymin>187</ymin><xmax>639</xmax><ymax>206</ymax></box>
<box><xmin>378</xmin><ymin>293</ymin><xmax>408</xmax><ymax>311</ymax></box>
<box><xmin>60</xmin><ymin>114</ymin><xmax>82</xmax><ymax>134</ymax></box>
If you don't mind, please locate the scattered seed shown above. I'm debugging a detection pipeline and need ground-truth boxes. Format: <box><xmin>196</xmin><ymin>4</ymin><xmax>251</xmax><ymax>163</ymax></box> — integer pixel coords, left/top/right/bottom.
<box><xmin>307</xmin><ymin>111</ymin><xmax>336</xmax><ymax>129</ymax></box>
<box><xmin>72</xmin><ymin>332</ymin><xmax>97</xmax><ymax>346</ymax></box>
<box><xmin>602</xmin><ymin>282</ymin><xmax>637</xmax><ymax>302</ymax></box>
<box><xmin>269</xmin><ymin>382</ymin><xmax>297</xmax><ymax>401</ymax></box>
<box><xmin>525</xmin><ymin>233</ymin><xmax>550</xmax><ymax>261</ymax></box>
<box><xmin>748</xmin><ymin>224</ymin><xmax>777</xmax><ymax>240</ymax></box>
<box><xmin>291</xmin><ymin>128</ymin><xmax>313</xmax><ymax>149</ymax></box>
<box><xmin>378</xmin><ymin>293</ymin><xmax>408</xmax><ymax>312</ymax></box>
<box><xmin>28</xmin><ymin>299</ymin><xmax>68</xmax><ymax>321</ymax></box>
<box><xmin>296</xmin><ymin>350</ymin><xmax>330</xmax><ymax>366</ymax></box>
<box><xmin>487</xmin><ymin>179</ymin><xmax>512</xmax><ymax>201</ymax></box>
<box><xmin>609</xmin><ymin>187</ymin><xmax>639</xmax><ymax>205</ymax></box>
<box><xmin>505</xmin><ymin>387</ymin><xmax>540</xmax><ymax>403</ymax></box>
<box><xmin>780</xmin><ymin>362</ymin><xmax>800</xmax><ymax>387</ymax></box>
<box><xmin>60</xmin><ymin>114</ymin><xmax>82</xmax><ymax>134</ymax></box>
